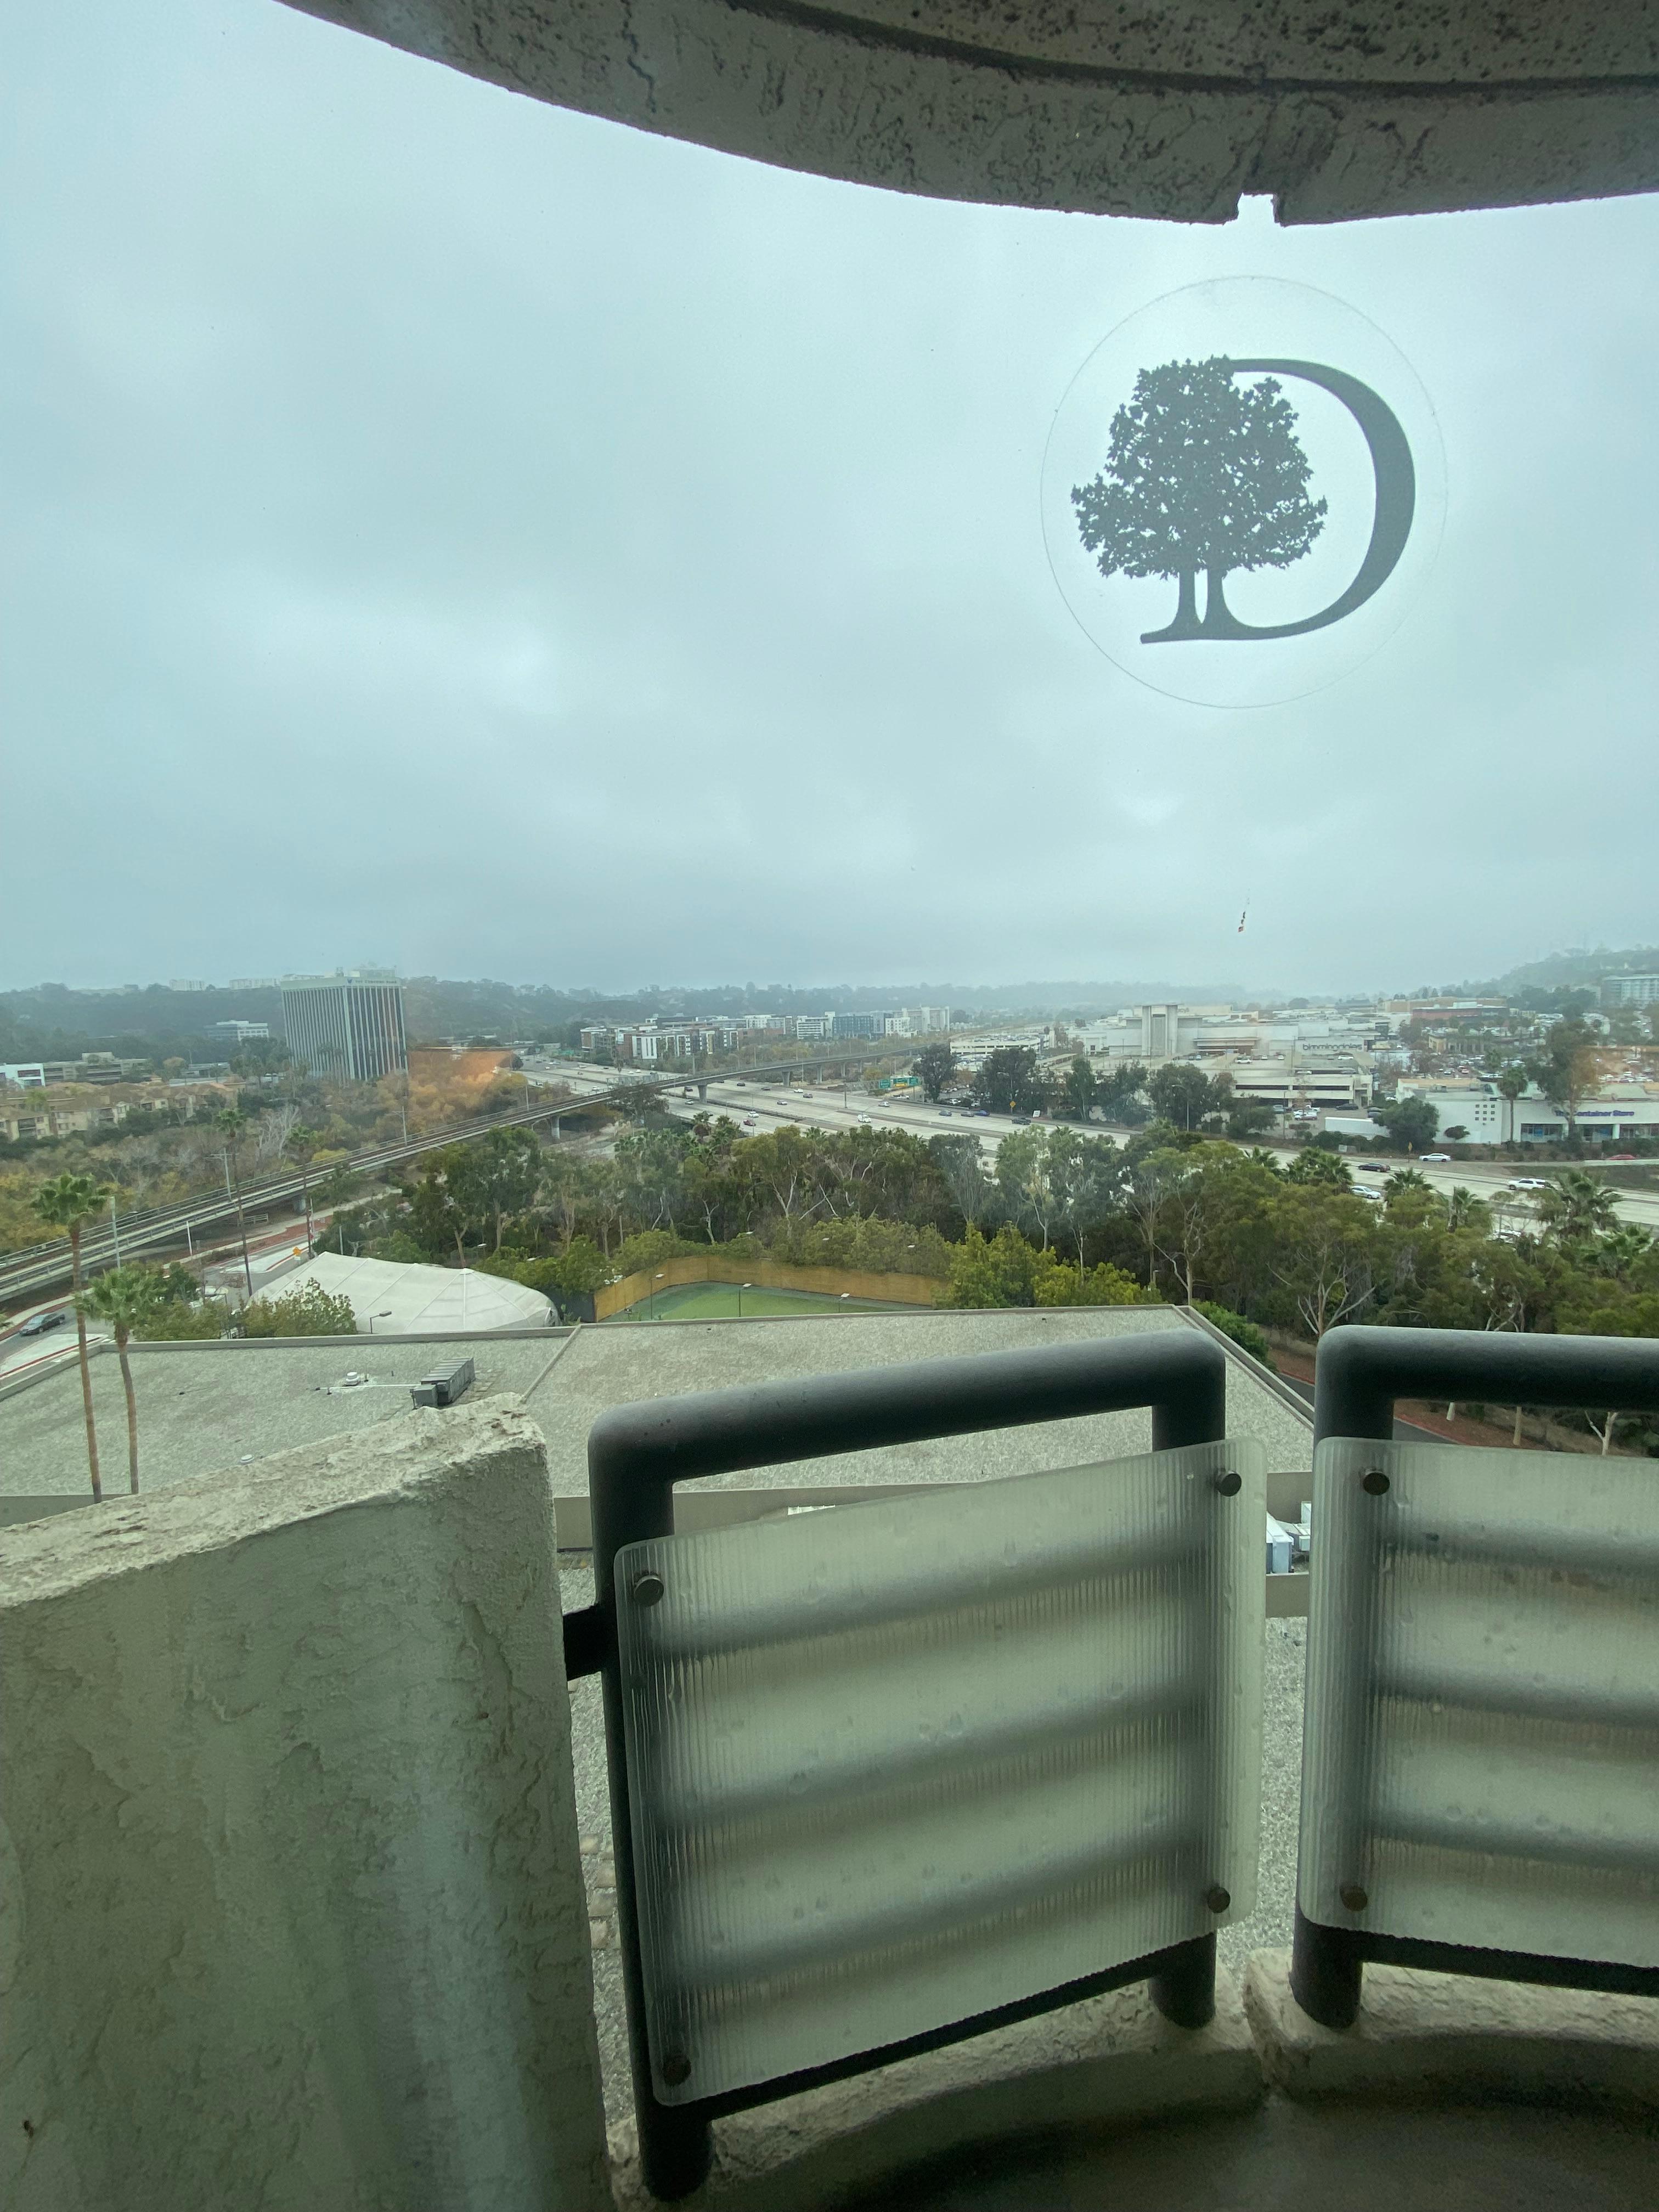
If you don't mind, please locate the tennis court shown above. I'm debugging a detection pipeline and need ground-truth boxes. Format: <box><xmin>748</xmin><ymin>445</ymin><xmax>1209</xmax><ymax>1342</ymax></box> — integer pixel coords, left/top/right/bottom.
<box><xmin>602</xmin><ymin>1281</ymin><xmax>913</xmax><ymax>1322</ymax></box>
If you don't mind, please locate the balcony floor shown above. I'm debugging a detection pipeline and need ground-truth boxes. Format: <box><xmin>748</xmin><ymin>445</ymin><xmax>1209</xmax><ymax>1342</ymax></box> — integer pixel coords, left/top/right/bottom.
<box><xmin>862</xmin><ymin>2094</ymin><xmax>1659</xmax><ymax>2211</ymax></box>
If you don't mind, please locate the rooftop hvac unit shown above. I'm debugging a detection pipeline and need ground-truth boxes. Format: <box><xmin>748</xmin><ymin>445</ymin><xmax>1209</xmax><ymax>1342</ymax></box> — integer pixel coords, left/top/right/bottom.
<box><xmin>410</xmin><ymin>1358</ymin><xmax>475</xmax><ymax>1409</ymax></box>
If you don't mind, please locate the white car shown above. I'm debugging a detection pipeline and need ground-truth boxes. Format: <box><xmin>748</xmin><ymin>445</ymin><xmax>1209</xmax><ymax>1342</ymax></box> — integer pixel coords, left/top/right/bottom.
<box><xmin>1420</xmin><ymin>1152</ymin><xmax>1452</xmax><ymax>1164</ymax></box>
<box><xmin>1508</xmin><ymin>1177</ymin><xmax>1548</xmax><ymax>1191</ymax></box>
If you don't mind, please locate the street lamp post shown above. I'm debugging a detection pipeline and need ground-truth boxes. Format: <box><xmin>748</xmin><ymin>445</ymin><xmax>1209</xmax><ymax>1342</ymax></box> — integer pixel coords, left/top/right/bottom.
<box><xmin>648</xmin><ymin>1271</ymin><xmax>665</xmax><ymax>1320</ymax></box>
<box><xmin>738</xmin><ymin>1280</ymin><xmax>752</xmax><ymax>1318</ymax></box>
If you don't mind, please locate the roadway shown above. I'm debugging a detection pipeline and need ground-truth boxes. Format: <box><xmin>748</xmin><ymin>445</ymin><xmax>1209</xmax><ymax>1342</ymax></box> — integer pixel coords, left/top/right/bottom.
<box><xmin>0</xmin><ymin>1047</ymin><xmax>899</xmax><ymax>1307</ymax></box>
<box><xmin>8</xmin><ymin>1052</ymin><xmax>1651</xmax><ymax>1310</ymax></box>
<box><xmin>633</xmin><ymin>1072</ymin><xmax>1659</xmax><ymax>1232</ymax></box>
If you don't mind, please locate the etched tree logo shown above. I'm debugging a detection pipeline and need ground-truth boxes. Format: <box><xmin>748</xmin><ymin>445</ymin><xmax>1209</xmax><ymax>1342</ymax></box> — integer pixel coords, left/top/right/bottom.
<box><xmin>1071</xmin><ymin>356</ymin><xmax>1328</xmax><ymax>643</ymax></box>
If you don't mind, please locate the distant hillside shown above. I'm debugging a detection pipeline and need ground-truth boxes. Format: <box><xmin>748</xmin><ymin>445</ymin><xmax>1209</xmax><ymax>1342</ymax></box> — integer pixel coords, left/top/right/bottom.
<box><xmin>1456</xmin><ymin>947</ymin><xmax>1659</xmax><ymax>997</ymax></box>
<box><xmin>0</xmin><ymin>974</ymin><xmax>1253</xmax><ymax>1060</ymax></box>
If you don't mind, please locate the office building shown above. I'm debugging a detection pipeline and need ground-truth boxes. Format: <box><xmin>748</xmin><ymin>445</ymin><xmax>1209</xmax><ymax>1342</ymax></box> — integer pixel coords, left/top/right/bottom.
<box><xmin>280</xmin><ymin>971</ymin><xmax>408</xmax><ymax>1084</ymax></box>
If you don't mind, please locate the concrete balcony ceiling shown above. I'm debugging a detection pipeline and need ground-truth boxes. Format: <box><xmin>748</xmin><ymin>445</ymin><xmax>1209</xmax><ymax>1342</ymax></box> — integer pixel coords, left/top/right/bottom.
<box><xmin>283</xmin><ymin>1</ymin><xmax>1659</xmax><ymax>221</ymax></box>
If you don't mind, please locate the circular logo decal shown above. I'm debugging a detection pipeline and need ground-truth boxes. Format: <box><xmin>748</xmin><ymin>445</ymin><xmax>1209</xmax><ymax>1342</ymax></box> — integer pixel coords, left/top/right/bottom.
<box><xmin>1042</xmin><ymin>278</ymin><xmax>1446</xmax><ymax>707</ymax></box>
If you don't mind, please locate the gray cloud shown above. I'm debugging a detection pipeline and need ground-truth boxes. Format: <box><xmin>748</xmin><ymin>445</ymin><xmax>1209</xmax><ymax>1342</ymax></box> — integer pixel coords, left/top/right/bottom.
<box><xmin>3</xmin><ymin>0</ymin><xmax>1655</xmax><ymax>997</ymax></box>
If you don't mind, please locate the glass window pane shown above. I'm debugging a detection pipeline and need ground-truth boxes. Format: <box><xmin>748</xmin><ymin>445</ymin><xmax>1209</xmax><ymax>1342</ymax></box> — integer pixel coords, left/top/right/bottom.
<box><xmin>1300</xmin><ymin>1438</ymin><xmax>1659</xmax><ymax>1967</ymax></box>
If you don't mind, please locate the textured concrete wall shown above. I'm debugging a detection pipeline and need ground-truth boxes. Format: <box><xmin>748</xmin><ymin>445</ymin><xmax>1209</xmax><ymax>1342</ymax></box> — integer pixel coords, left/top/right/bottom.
<box><xmin>284</xmin><ymin>1</ymin><xmax>1659</xmax><ymax>222</ymax></box>
<box><xmin>0</xmin><ymin>1398</ymin><xmax>610</xmax><ymax>2212</ymax></box>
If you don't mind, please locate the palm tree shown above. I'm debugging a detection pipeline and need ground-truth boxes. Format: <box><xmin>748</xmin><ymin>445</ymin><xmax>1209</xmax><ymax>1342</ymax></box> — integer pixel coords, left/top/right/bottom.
<box><xmin>1537</xmin><ymin>1169</ymin><xmax>1620</xmax><ymax>1247</ymax></box>
<box><xmin>1384</xmin><ymin>1167</ymin><xmax>1432</xmax><ymax>1198</ymax></box>
<box><xmin>1443</xmin><ymin>1185</ymin><xmax>1493</xmax><ymax>1234</ymax></box>
<box><xmin>215</xmin><ymin>1105</ymin><xmax>255</xmax><ymax>1297</ymax></box>
<box><xmin>33</xmin><ymin>1171</ymin><xmax>117</xmax><ymax>1502</ymax></box>
<box><xmin>1595</xmin><ymin>1224</ymin><xmax>1654</xmax><ymax>1281</ymax></box>
<box><xmin>76</xmin><ymin>1267</ymin><xmax>161</xmax><ymax>1495</ymax></box>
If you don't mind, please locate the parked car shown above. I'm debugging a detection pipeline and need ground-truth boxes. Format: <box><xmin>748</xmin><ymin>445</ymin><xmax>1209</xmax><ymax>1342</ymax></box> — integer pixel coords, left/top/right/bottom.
<box><xmin>1420</xmin><ymin>1152</ymin><xmax>1452</xmax><ymax>1163</ymax></box>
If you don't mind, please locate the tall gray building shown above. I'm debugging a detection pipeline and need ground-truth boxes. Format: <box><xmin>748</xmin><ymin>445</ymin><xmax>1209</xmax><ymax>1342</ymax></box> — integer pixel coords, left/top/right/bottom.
<box><xmin>280</xmin><ymin>970</ymin><xmax>407</xmax><ymax>1084</ymax></box>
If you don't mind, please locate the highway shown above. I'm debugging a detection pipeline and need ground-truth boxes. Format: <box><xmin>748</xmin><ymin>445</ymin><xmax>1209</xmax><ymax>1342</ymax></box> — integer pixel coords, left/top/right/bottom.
<box><xmin>7</xmin><ymin>1052</ymin><xmax>1652</xmax><ymax>1310</ymax></box>
<box><xmin>638</xmin><ymin>1071</ymin><xmax>1659</xmax><ymax>1232</ymax></box>
<box><xmin>0</xmin><ymin>1046</ymin><xmax>895</xmax><ymax>1307</ymax></box>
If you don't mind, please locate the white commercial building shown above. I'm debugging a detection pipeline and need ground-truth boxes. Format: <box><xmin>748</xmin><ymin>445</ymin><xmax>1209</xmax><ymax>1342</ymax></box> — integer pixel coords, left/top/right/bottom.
<box><xmin>1075</xmin><ymin>1004</ymin><xmax>1385</xmax><ymax>1066</ymax></box>
<box><xmin>1396</xmin><ymin>1079</ymin><xmax>1659</xmax><ymax>1146</ymax></box>
<box><xmin>1601</xmin><ymin>973</ymin><xmax>1659</xmax><ymax>1007</ymax></box>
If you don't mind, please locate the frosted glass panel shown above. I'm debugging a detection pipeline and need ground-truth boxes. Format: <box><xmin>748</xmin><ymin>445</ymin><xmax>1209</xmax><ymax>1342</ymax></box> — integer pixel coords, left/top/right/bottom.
<box><xmin>1301</xmin><ymin>1440</ymin><xmax>1659</xmax><ymax>1967</ymax></box>
<box><xmin>615</xmin><ymin>1441</ymin><xmax>1264</xmax><ymax>2103</ymax></box>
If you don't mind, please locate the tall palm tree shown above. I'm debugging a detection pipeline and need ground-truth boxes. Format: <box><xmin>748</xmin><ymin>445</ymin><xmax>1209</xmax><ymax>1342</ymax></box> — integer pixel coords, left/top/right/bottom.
<box><xmin>215</xmin><ymin>1105</ymin><xmax>255</xmax><ymax>1297</ymax></box>
<box><xmin>32</xmin><ymin>1171</ymin><xmax>117</xmax><ymax>1502</ymax></box>
<box><xmin>76</xmin><ymin>1267</ymin><xmax>160</xmax><ymax>1496</ymax></box>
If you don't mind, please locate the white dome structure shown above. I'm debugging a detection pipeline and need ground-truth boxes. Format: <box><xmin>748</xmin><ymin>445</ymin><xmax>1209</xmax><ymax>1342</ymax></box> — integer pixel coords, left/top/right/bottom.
<box><xmin>270</xmin><ymin>1252</ymin><xmax>552</xmax><ymax>1335</ymax></box>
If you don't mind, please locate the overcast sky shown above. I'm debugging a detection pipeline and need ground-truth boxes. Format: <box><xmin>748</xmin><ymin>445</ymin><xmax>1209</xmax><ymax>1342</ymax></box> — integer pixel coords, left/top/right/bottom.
<box><xmin>4</xmin><ymin>1</ymin><xmax>1656</xmax><ymax>999</ymax></box>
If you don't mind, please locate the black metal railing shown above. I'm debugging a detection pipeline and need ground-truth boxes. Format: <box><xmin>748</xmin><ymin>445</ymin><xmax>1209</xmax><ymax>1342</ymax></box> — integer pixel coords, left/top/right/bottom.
<box><xmin>563</xmin><ymin>1331</ymin><xmax>1229</xmax><ymax>2200</ymax></box>
<box><xmin>1293</xmin><ymin>1324</ymin><xmax>1659</xmax><ymax>2030</ymax></box>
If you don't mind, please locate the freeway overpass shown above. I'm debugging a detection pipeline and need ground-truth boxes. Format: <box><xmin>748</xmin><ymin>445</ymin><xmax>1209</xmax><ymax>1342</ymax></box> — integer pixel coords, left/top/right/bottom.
<box><xmin>0</xmin><ymin>1045</ymin><xmax>904</xmax><ymax>1307</ymax></box>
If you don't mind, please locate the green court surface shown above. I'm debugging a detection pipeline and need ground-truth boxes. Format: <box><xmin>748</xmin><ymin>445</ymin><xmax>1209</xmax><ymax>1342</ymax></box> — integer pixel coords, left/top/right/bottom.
<box><xmin>603</xmin><ymin>1281</ymin><xmax>912</xmax><ymax>1322</ymax></box>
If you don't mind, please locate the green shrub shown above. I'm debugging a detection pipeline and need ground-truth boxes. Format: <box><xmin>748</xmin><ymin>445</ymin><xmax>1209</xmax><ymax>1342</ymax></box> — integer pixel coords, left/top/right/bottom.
<box><xmin>136</xmin><ymin>1299</ymin><xmax>223</xmax><ymax>1340</ymax></box>
<box><xmin>242</xmin><ymin>1282</ymin><xmax>358</xmax><ymax>1337</ymax></box>
<box><xmin>944</xmin><ymin>1227</ymin><xmax>1153</xmax><ymax>1310</ymax></box>
<box><xmin>1193</xmin><ymin>1301</ymin><xmax>1277</xmax><ymax>1370</ymax></box>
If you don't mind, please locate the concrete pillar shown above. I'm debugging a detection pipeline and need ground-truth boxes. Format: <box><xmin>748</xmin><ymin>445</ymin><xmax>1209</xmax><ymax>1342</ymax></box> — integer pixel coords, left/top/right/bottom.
<box><xmin>0</xmin><ymin>1399</ymin><xmax>609</xmax><ymax>2212</ymax></box>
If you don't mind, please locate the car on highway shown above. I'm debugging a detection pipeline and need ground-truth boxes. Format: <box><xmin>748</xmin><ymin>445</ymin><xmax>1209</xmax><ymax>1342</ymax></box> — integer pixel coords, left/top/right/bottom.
<box><xmin>1356</xmin><ymin>1187</ymin><xmax>1385</xmax><ymax>1203</ymax></box>
<box><xmin>1420</xmin><ymin>1152</ymin><xmax>1452</xmax><ymax>1163</ymax></box>
<box><xmin>1508</xmin><ymin>1176</ymin><xmax>1549</xmax><ymax>1190</ymax></box>
<box><xmin>975</xmin><ymin>1109</ymin><xmax>990</xmax><ymax>1118</ymax></box>
<box><xmin>19</xmin><ymin>1310</ymin><xmax>69</xmax><ymax>1336</ymax></box>
<box><xmin>938</xmin><ymin>1108</ymin><xmax>952</xmax><ymax>1115</ymax></box>
<box><xmin>1358</xmin><ymin>1163</ymin><xmax>1389</xmax><ymax>1175</ymax></box>
<box><xmin>1609</xmin><ymin>1153</ymin><xmax>1637</xmax><ymax>1161</ymax></box>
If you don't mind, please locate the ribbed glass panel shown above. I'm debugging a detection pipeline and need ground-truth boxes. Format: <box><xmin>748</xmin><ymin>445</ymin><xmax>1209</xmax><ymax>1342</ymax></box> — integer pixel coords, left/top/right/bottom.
<box><xmin>616</xmin><ymin>1441</ymin><xmax>1264</xmax><ymax>2103</ymax></box>
<box><xmin>1301</xmin><ymin>1439</ymin><xmax>1659</xmax><ymax>1967</ymax></box>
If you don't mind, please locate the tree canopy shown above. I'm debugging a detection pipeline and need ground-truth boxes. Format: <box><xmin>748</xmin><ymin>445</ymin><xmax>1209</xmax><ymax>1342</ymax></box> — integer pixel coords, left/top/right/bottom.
<box><xmin>1072</xmin><ymin>356</ymin><xmax>1327</xmax><ymax>634</ymax></box>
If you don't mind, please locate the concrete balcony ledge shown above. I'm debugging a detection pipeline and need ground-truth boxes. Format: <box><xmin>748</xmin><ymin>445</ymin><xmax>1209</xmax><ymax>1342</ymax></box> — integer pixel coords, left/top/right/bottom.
<box><xmin>609</xmin><ymin>1972</ymin><xmax>1262</xmax><ymax>2212</ymax></box>
<box><xmin>1245</xmin><ymin>1950</ymin><xmax>1659</xmax><ymax>2113</ymax></box>
<box><xmin>1</xmin><ymin>1396</ymin><xmax>611</xmax><ymax>2212</ymax></box>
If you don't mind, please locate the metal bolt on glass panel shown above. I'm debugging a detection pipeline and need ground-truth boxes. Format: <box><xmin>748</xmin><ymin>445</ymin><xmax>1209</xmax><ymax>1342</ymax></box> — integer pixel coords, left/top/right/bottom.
<box><xmin>1294</xmin><ymin>1325</ymin><xmax>1659</xmax><ymax>2032</ymax></box>
<box><xmin>580</xmin><ymin>1331</ymin><xmax>1238</xmax><ymax>2199</ymax></box>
